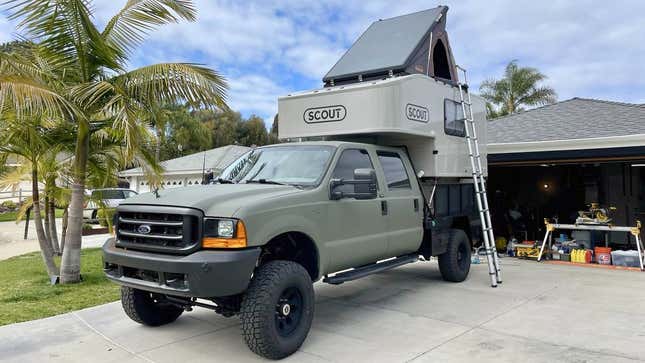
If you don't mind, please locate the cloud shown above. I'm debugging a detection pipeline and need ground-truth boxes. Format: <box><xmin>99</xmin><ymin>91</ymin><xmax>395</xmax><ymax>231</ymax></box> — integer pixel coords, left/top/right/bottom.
<box><xmin>2</xmin><ymin>0</ymin><xmax>644</xmax><ymax>122</ymax></box>
<box><xmin>227</xmin><ymin>75</ymin><xmax>287</xmax><ymax>122</ymax></box>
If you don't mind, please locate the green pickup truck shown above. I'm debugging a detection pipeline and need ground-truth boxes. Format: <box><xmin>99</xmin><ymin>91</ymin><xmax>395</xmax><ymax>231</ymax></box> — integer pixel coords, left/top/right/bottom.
<box><xmin>103</xmin><ymin>141</ymin><xmax>477</xmax><ymax>359</ymax></box>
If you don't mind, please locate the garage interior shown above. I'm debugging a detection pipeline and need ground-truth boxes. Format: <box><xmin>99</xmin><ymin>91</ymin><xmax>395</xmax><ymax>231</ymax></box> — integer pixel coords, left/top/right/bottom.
<box><xmin>489</xmin><ymin>159</ymin><xmax>645</xmax><ymax>247</ymax></box>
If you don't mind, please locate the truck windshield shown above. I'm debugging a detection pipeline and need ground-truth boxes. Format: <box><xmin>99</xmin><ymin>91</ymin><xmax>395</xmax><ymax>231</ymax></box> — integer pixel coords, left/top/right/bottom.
<box><xmin>219</xmin><ymin>145</ymin><xmax>335</xmax><ymax>186</ymax></box>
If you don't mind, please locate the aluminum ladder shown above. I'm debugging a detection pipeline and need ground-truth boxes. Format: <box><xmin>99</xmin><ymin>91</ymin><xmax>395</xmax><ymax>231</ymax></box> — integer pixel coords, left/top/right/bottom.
<box><xmin>456</xmin><ymin>65</ymin><xmax>502</xmax><ymax>287</ymax></box>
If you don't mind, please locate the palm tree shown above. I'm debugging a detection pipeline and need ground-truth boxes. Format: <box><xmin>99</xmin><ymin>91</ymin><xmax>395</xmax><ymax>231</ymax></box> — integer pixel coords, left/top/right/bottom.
<box><xmin>0</xmin><ymin>113</ymin><xmax>59</xmax><ymax>279</ymax></box>
<box><xmin>479</xmin><ymin>60</ymin><xmax>557</xmax><ymax>118</ymax></box>
<box><xmin>1</xmin><ymin>0</ymin><xmax>228</xmax><ymax>283</ymax></box>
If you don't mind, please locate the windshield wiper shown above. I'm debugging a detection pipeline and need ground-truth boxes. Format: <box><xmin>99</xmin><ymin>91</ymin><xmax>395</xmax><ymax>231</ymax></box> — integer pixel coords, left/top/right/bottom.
<box><xmin>217</xmin><ymin>178</ymin><xmax>235</xmax><ymax>184</ymax></box>
<box><xmin>246</xmin><ymin>179</ymin><xmax>287</xmax><ymax>186</ymax></box>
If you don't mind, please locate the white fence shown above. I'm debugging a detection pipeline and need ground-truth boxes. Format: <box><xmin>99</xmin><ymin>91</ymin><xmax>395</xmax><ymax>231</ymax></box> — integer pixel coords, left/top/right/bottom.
<box><xmin>0</xmin><ymin>188</ymin><xmax>41</xmax><ymax>204</ymax></box>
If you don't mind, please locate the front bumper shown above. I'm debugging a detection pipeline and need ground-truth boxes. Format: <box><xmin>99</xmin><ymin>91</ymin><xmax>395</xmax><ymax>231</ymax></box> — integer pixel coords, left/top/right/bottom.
<box><xmin>102</xmin><ymin>238</ymin><xmax>261</xmax><ymax>298</ymax></box>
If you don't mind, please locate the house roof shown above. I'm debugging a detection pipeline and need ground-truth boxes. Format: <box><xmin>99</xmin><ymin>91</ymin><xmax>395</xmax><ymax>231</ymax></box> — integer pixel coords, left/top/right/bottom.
<box><xmin>119</xmin><ymin>145</ymin><xmax>251</xmax><ymax>177</ymax></box>
<box><xmin>488</xmin><ymin>98</ymin><xmax>645</xmax><ymax>144</ymax></box>
<box><xmin>323</xmin><ymin>6</ymin><xmax>446</xmax><ymax>83</ymax></box>
<box><xmin>487</xmin><ymin>98</ymin><xmax>645</xmax><ymax>160</ymax></box>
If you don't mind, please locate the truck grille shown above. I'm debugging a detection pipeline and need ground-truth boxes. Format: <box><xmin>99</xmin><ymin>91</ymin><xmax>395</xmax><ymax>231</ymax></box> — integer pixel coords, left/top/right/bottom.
<box><xmin>115</xmin><ymin>205</ymin><xmax>203</xmax><ymax>254</ymax></box>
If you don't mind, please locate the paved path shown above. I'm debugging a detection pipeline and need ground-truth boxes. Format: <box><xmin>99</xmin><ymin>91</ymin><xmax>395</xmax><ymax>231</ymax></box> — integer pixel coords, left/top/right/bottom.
<box><xmin>0</xmin><ymin>219</ymin><xmax>109</xmax><ymax>260</ymax></box>
<box><xmin>1</xmin><ymin>259</ymin><xmax>644</xmax><ymax>362</ymax></box>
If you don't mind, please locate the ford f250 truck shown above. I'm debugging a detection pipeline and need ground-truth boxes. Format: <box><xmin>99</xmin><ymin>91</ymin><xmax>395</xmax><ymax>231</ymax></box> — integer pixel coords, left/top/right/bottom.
<box><xmin>104</xmin><ymin>141</ymin><xmax>477</xmax><ymax>359</ymax></box>
<box><xmin>103</xmin><ymin>6</ymin><xmax>501</xmax><ymax>359</ymax></box>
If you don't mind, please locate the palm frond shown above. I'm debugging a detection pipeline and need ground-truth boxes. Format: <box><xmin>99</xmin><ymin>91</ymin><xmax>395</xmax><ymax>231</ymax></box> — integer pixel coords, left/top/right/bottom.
<box><xmin>102</xmin><ymin>0</ymin><xmax>196</xmax><ymax>59</ymax></box>
<box><xmin>0</xmin><ymin>75</ymin><xmax>74</xmax><ymax>118</ymax></box>
<box><xmin>115</xmin><ymin>63</ymin><xmax>228</xmax><ymax>109</ymax></box>
<box><xmin>4</xmin><ymin>0</ymin><xmax>120</xmax><ymax>77</ymax></box>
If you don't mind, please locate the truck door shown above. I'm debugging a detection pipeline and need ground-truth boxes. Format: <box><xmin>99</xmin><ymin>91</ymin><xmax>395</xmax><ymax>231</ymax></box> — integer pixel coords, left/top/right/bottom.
<box><xmin>376</xmin><ymin>150</ymin><xmax>424</xmax><ymax>257</ymax></box>
<box><xmin>326</xmin><ymin>148</ymin><xmax>390</xmax><ymax>272</ymax></box>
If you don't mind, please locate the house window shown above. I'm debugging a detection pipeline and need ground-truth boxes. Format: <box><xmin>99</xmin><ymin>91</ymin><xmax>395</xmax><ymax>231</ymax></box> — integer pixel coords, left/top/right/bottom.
<box><xmin>444</xmin><ymin>99</ymin><xmax>466</xmax><ymax>137</ymax></box>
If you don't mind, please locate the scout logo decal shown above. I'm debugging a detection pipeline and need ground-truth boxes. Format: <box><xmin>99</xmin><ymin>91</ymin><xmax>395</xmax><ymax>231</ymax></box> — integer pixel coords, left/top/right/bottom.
<box><xmin>406</xmin><ymin>103</ymin><xmax>429</xmax><ymax>123</ymax></box>
<box><xmin>303</xmin><ymin>105</ymin><xmax>346</xmax><ymax>123</ymax></box>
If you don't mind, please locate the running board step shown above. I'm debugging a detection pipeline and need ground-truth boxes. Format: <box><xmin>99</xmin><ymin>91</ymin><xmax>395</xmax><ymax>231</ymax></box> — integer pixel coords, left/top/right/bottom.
<box><xmin>323</xmin><ymin>254</ymin><xmax>419</xmax><ymax>285</ymax></box>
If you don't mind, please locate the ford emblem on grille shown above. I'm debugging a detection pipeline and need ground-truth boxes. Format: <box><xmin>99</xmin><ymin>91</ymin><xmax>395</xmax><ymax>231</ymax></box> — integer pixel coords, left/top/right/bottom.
<box><xmin>137</xmin><ymin>224</ymin><xmax>152</xmax><ymax>234</ymax></box>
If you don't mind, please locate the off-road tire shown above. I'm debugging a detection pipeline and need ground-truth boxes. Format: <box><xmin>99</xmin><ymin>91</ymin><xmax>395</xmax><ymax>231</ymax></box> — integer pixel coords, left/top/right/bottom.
<box><xmin>121</xmin><ymin>287</ymin><xmax>184</xmax><ymax>327</ymax></box>
<box><xmin>438</xmin><ymin>230</ymin><xmax>471</xmax><ymax>282</ymax></box>
<box><xmin>240</xmin><ymin>260</ymin><xmax>314</xmax><ymax>360</ymax></box>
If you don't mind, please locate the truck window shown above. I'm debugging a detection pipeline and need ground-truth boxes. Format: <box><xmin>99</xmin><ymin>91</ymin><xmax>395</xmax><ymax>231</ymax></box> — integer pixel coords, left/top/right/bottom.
<box><xmin>376</xmin><ymin>151</ymin><xmax>411</xmax><ymax>189</ymax></box>
<box><xmin>332</xmin><ymin>149</ymin><xmax>374</xmax><ymax>193</ymax></box>
<box><xmin>444</xmin><ymin>99</ymin><xmax>465</xmax><ymax>137</ymax></box>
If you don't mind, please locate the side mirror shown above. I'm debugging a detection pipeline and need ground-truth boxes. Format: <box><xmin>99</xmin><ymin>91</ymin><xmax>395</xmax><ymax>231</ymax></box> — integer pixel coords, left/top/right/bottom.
<box><xmin>330</xmin><ymin>168</ymin><xmax>378</xmax><ymax>200</ymax></box>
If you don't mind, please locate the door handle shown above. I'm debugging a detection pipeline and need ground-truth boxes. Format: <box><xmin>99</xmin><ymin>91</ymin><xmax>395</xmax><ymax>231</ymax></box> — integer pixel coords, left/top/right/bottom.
<box><xmin>381</xmin><ymin>200</ymin><xmax>388</xmax><ymax>216</ymax></box>
<box><xmin>414</xmin><ymin>198</ymin><xmax>419</xmax><ymax>212</ymax></box>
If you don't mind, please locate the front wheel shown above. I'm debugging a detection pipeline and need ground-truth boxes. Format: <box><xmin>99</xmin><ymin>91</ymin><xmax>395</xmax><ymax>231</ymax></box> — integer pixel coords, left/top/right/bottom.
<box><xmin>240</xmin><ymin>260</ymin><xmax>315</xmax><ymax>360</ymax></box>
<box><xmin>438</xmin><ymin>230</ymin><xmax>471</xmax><ymax>282</ymax></box>
<box><xmin>120</xmin><ymin>287</ymin><xmax>184</xmax><ymax>326</ymax></box>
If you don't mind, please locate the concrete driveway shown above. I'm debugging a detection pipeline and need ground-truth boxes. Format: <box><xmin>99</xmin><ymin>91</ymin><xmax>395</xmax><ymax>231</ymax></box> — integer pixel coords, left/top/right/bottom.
<box><xmin>1</xmin><ymin>259</ymin><xmax>644</xmax><ymax>362</ymax></box>
<box><xmin>0</xmin><ymin>219</ymin><xmax>108</xmax><ymax>260</ymax></box>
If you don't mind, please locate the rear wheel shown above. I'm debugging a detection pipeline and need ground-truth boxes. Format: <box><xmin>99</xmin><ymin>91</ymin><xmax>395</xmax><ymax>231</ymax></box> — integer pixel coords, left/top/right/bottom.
<box><xmin>120</xmin><ymin>287</ymin><xmax>184</xmax><ymax>326</ymax></box>
<box><xmin>240</xmin><ymin>260</ymin><xmax>314</xmax><ymax>360</ymax></box>
<box><xmin>438</xmin><ymin>230</ymin><xmax>471</xmax><ymax>282</ymax></box>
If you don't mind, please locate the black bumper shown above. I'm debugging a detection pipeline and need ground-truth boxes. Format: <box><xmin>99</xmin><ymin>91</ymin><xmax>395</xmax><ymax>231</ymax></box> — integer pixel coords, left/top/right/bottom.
<box><xmin>102</xmin><ymin>238</ymin><xmax>261</xmax><ymax>298</ymax></box>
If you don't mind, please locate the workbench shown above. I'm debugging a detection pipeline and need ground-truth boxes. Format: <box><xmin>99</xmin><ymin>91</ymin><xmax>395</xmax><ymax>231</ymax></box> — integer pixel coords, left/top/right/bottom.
<box><xmin>537</xmin><ymin>220</ymin><xmax>644</xmax><ymax>271</ymax></box>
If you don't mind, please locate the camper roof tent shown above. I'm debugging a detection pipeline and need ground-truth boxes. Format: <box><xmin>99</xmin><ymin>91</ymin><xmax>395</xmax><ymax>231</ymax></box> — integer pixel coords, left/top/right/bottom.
<box><xmin>323</xmin><ymin>6</ymin><xmax>458</xmax><ymax>86</ymax></box>
<box><xmin>278</xmin><ymin>6</ymin><xmax>487</xmax><ymax>178</ymax></box>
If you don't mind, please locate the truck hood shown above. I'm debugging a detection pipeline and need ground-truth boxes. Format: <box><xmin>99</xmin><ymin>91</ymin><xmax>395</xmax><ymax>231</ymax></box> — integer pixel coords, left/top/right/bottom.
<box><xmin>120</xmin><ymin>184</ymin><xmax>303</xmax><ymax>217</ymax></box>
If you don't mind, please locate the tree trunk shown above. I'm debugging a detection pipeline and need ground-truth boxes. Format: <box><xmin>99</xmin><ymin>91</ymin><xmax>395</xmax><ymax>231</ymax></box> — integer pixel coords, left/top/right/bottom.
<box><xmin>31</xmin><ymin>168</ymin><xmax>58</xmax><ymax>279</ymax></box>
<box><xmin>60</xmin><ymin>207</ymin><xmax>69</xmax><ymax>254</ymax></box>
<box><xmin>60</xmin><ymin>124</ymin><xmax>89</xmax><ymax>284</ymax></box>
<box><xmin>43</xmin><ymin>195</ymin><xmax>51</xmax><ymax>244</ymax></box>
<box><xmin>155</xmin><ymin>127</ymin><xmax>161</xmax><ymax>162</ymax></box>
<box><xmin>48</xmin><ymin>199</ymin><xmax>60</xmax><ymax>255</ymax></box>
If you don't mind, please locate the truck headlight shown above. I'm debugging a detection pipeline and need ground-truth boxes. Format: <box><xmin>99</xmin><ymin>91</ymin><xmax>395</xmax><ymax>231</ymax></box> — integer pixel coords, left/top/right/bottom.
<box><xmin>202</xmin><ymin>218</ymin><xmax>247</xmax><ymax>248</ymax></box>
<box><xmin>217</xmin><ymin>220</ymin><xmax>235</xmax><ymax>237</ymax></box>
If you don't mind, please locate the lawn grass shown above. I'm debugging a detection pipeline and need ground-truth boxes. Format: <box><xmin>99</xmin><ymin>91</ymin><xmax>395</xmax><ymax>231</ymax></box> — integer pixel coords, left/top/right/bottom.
<box><xmin>0</xmin><ymin>208</ymin><xmax>65</xmax><ymax>222</ymax></box>
<box><xmin>0</xmin><ymin>248</ymin><xmax>120</xmax><ymax>326</ymax></box>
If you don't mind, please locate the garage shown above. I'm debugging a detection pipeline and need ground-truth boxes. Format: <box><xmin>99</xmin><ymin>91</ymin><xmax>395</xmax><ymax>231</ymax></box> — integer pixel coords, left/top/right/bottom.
<box><xmin>487</xmin><ymin>98</ymin><xmax>645</xmax><ymax>249</ymax></box>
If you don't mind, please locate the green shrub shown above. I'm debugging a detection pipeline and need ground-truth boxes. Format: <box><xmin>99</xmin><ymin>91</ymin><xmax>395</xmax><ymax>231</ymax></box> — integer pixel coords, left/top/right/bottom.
<box><xmin>97</xmin><ymin>208</ymin><xmax>116</xmax><ymax>228</ymax></box>
<box><xmin>82</xmin><ymin>223</ymin><xmax>94</xmax><ymax>231</ymax></box>
<box><xmin>1</xmin><ymin>200</ymin><xmax>17</xmax><ymax>210</ymax></box>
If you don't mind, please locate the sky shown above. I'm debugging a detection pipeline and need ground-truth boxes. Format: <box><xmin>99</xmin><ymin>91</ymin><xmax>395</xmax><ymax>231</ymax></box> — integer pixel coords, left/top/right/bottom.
<box><xmin>1</xmin><ymin>0</ymin><xmax>644</xmax><ymax>127</ymax></box>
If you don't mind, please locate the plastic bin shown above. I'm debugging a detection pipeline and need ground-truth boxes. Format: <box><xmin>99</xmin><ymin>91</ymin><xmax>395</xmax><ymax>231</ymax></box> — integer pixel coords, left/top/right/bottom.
<box><xmin>610</xmin><ymin>250</ymin><xmax>642</xmax><ymax>267</ymax></box>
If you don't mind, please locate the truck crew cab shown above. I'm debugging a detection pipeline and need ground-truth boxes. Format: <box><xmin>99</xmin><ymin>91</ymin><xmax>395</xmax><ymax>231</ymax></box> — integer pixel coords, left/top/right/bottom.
<box><xmin>103</xmin><ymin>6</ymin><xmax>500</xmax><ymax>360</ymax></box>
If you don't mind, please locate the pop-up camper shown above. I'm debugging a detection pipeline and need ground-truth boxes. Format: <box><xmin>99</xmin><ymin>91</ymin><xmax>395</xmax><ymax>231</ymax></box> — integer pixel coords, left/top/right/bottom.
<box><xmin>278</xmin><ymin>6</ymin><xmax>488</xmax><ymax>179</ymax></box>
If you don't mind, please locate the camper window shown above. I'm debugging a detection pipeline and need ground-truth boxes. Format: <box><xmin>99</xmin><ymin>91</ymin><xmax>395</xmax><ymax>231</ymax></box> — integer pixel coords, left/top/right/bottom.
<box><xmin>444</xmin><ymin>99</ymin><xmax>466</xmax><ymax>137</ymax></box>
<box><xmin>377</xmin><ymin>151</ymin><xmax>411</xmax><ymax>189</ymax></box>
